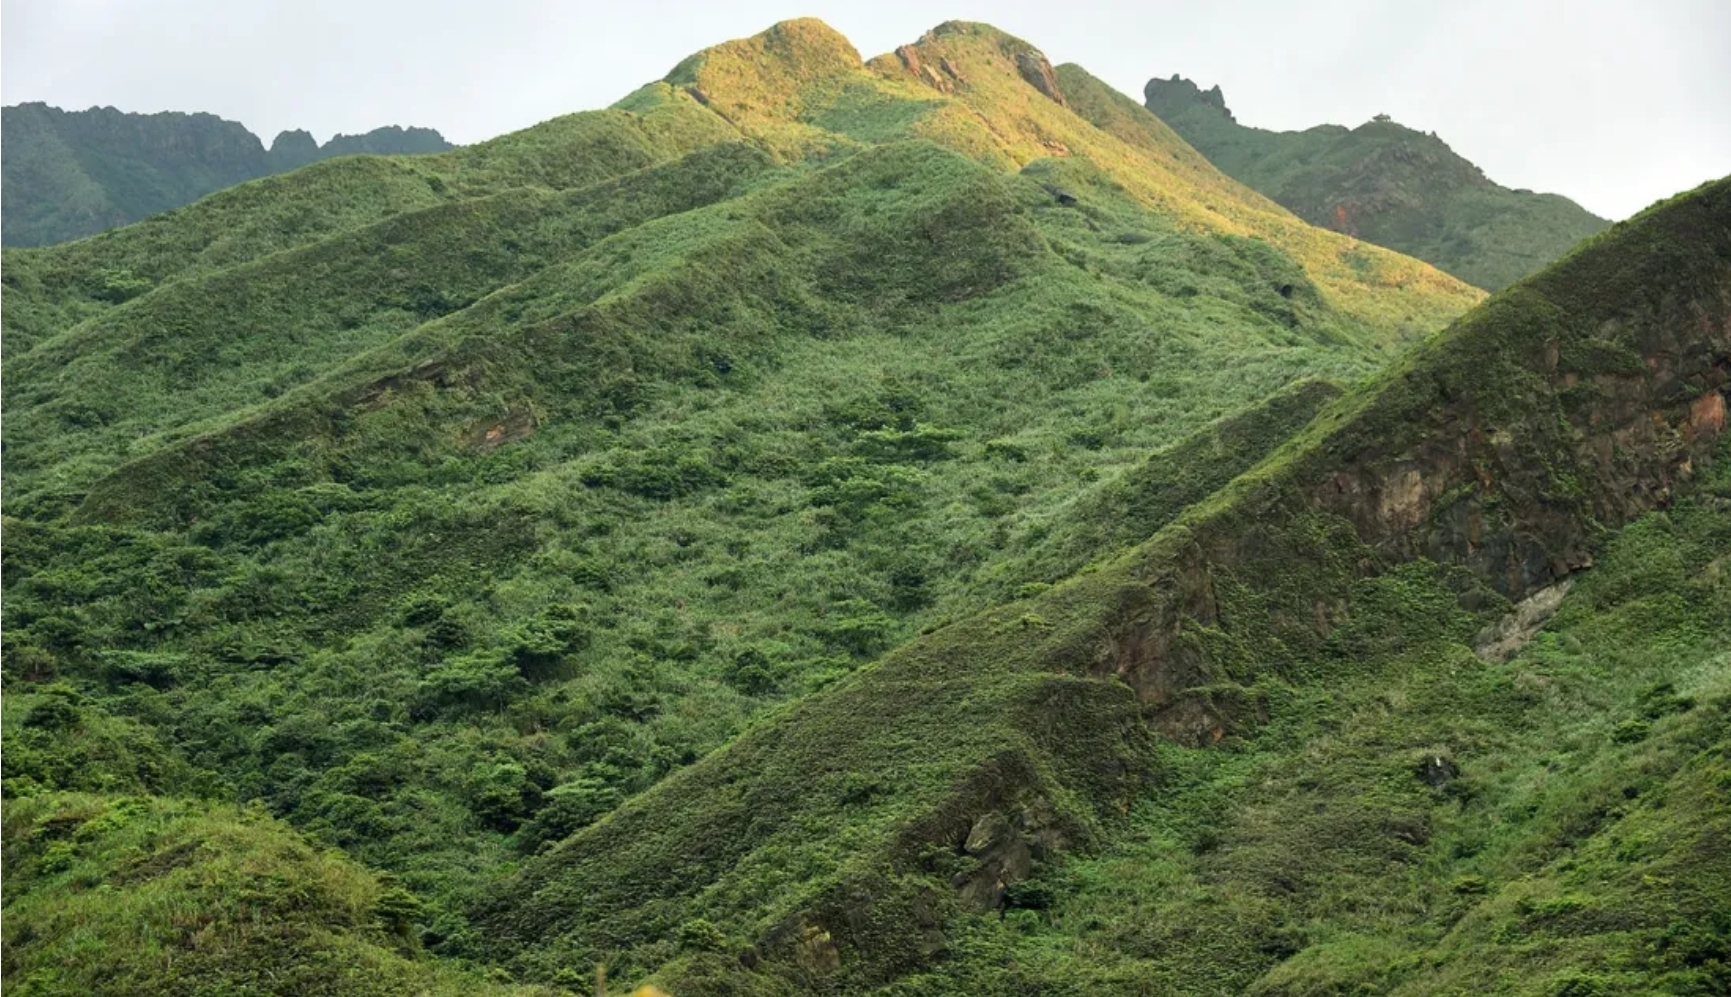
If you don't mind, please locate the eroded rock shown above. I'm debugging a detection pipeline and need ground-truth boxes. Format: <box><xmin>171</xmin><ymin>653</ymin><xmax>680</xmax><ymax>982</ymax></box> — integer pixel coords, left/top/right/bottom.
<box><xmin>1013</xmin><ymin>50</ymin><xmax>1067</xmax><ymax>106</ymax></box>
<box><xmin>1474</xmin><ymin>578</ymin><xmax>1574</xmax><ymax>662</ymax></box>
<box><xmin>952</xmin><ymin>805</ymin><xmax>1064</xmax><ymax>910</ymax></box>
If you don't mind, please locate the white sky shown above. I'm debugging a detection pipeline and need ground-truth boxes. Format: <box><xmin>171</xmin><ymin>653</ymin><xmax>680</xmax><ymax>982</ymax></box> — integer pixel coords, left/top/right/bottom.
<box><xmin>4</xmin><ymin>0</ymin><xmax>1728</xmax><ymax>219</ymax></box>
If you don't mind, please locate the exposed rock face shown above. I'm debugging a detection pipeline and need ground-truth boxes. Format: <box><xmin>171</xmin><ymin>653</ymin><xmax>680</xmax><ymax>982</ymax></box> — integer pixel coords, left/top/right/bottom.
<box><xmin>1473</xmin><ymin>579</ymin><xmax>1574</xmax><ymax>661</ymax></box>
<box><xmin>896</xmin><ymin>43</ymin><xmax>959</xmax><ymax>93</ymax></box>
<box><xmin>953</xmin><ymin>803</ymin><xmax>1065</xmax><ymax>909</ymax></box>
<box><xmin>1014</xmin><ymin>50</ymin><xmax>1068</xmax><ymax>106</ymax></box>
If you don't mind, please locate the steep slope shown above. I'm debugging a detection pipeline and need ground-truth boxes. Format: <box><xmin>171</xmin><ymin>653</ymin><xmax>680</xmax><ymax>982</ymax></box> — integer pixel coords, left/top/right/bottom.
<box><xmin>0</xmin><ymin>18</ymin><xmax>1587</xmax><ymax>997</ymax></box>
<box><xmin>1144</xmin><ymin>75</ymin><xmax>1610</xmax><ymax>291</ymax></box>
<box><xmin>477</xmin><ymin>178</ymin><xmax>1731</xmax><ymax>992</ymax></box>
<box><xmin>0</xmin><ymin>102</ymin><xmax>454</xmax><ymax>246</ymax></box>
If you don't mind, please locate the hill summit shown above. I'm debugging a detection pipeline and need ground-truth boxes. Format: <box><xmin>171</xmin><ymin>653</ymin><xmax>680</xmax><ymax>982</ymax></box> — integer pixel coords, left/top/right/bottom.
<box><xmin>0</xmin><ymin>102</ymin><xmax>452</xmax><ymax>246</ymax></box>
<box><xmin>1143</xmin><ymin>74</ymin><xmax>1610</xmax><ymax>290</ymax></box>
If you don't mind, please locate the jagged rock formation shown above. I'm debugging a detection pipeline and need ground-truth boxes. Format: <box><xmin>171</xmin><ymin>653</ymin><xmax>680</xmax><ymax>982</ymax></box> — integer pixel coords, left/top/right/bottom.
<box><xmin>0</xmin><ymin>102</ymin><xmax>452</xmax><ymax>245</ymax></box>
<box><xmin>1143</xmin><ymin>75</ymin><xmax>1610</xmax><ymax>290</ymax></box>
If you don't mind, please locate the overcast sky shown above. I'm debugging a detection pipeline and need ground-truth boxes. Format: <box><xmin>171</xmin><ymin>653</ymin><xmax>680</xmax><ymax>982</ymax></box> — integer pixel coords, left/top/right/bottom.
<box><xmin>5</xmin><ymin>0</ymin><xmax>1728</xmax><ymax>219</ymax></box>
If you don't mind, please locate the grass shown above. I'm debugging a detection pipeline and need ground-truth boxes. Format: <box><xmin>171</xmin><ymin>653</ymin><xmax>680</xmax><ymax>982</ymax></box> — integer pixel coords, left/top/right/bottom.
<box><xmin>473</xmin><ymin>177</ymin><xmax>1731</xmax><ymax>991</ymax></box>
<box><xmin>893</xmin><ymin>454</ymin><xmax>1731</xmax><ymax>996</ymax></box>
<box><xmin>1</xmin><ymin>791</ymin><xmax>554</xmax><ymax>996</ymax></box>
<box><xmin>2</xmin><ymin>16</ymin><xmax>1711</xmax><ymax>997</ymax></box>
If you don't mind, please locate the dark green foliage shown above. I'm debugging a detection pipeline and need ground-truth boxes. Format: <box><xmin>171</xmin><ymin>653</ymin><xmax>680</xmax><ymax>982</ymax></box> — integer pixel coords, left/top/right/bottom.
<box><xmin>472</xmin><ymin>176</ymin><xmax>1731</xmax><ymax>993</ymax></box>
<box><xmin>1</xmin><ymin>15</ymin><xmax>1715</xmax><ymax>997</ymax></box>
<box><xmin>1</xmin><ymin>102</ymin><xmax>454</xmax><ymax>247</ymax></box>
<box><xmin>1142</xmin><ymin>76</ymin><xmax>1611</xmax><ymax>290</ymax></box>
<box><xmin>972</xmin><ymin>377</ymin><xmax>1345</xmax><ymax>599</ymax></box>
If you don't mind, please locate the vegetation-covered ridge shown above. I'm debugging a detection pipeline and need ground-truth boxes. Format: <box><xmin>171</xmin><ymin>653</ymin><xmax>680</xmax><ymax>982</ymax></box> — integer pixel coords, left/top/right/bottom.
<box><xmin>1</xmin><ymin>101</ymin><xmax>452</xmax><ymax>247</ymax></box>
<box><xmin>2</xmin><ymin>14</ymin><xmax>1709</xmax><ymax>997</ymax></box>
<box><xmin>1143</xmin><ymin>74</ymin><xmax>1611</xmax><ymax>291</ymax></box>
<box><xmin>479</xmin><ymin>177</ymin><xmax>1731</xmax><ymax>992</ymax></box>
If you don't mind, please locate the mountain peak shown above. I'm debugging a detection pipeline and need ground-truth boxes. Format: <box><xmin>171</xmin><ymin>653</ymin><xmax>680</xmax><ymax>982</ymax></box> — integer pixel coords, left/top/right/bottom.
<box><xmin>1140</xmin><ymin>73</ymin><xmax>1607</xmax><ymax>290</ymax></box>
<box><xmin>879</xmin><ymin>21</ymin><xmax>1066</xmax><ymax>107</ymax></box>
<box><xmin>1146</xmin><ymin>74</ymin><xmax>1234</xmax><ymax>121</ymax></box>
<box><xmin>665</xmin><ymin>17</ymin><xmax>862</xmax><ymax>90</ymax></box>
<box><xmin>268</xmin><ymin>127</ymin><xmax>319</xmax><ymax>157</ymax></box>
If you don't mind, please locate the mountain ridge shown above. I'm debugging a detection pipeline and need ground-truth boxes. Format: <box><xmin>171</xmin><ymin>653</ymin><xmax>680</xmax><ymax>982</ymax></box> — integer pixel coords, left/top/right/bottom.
<box><xmin>1143</xmin><ymin>74</ymin><xmax>1611</xmax><ymax>290</ymax></box>
<box><xmin>0</xmin><ymin>101</ymin><xmax>453</xmax><ymax>246</ymax></box>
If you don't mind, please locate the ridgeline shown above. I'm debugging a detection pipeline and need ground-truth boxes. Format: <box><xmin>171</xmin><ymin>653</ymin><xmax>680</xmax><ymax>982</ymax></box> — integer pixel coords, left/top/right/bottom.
<box><xmin>1143</xmin><ymin>75</ymin><xmax>1610</xmax><ymax>291</ymax></box>
<box><xmin>1</xmin><ymin>102</ymin><xmax>451</xmax><ymax>246</ymax></box>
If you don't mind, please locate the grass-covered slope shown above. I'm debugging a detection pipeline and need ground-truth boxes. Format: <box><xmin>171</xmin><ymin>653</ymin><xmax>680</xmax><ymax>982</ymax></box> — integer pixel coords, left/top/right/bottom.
<box><xmin>7</xmin><ymin>15</ymin><xmax>1696</xmax><ymax>997</ymax></box>
<box><xmin>1</xmin><ymin>791</ymin><xmax>554</xmax><ymax>997</ymax></box>
<box><xmin>0</xmin><ymin>96</ymin><xmax>735</xmax><ymax>363</ymax></box>
<box><xmin>885</xmin><ymin>455</ymin><xmax>1731</xmax><ymax>997</ymax></box>
<box><xmin>0</xmin><ymin>102</ymin><xmax>453</xmax><ymax>247</ymax></box>
<box><xmin>1143</xmin><ymin>75</ymin><xmax>1611</xmax><ymax>291</ymax></box>
<box><xmin>478</xmin><ymin>178</ymin><xmax>1731</xmax><ymax>993</ymax></box>
<box><xmin>2</xmin><ymin>20</ymin><xmax>1482</xmax><ymax>994</ymax></box>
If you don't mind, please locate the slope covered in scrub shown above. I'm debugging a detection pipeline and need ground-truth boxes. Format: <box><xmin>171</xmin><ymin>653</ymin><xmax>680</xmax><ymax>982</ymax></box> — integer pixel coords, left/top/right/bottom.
<box><xmin>1143</xmin><ymin>75</ymin><xmax>1610</xmax><ymax>291</ymax></box>
<box><xmin>478</xmin><ymin>178</ymin><xmax>1731</xmax><ymax>991</ymax></box>
<box><xmin>1</xmin><ymin>788</ymin><xmax>553</xmax><ymax>997</ymax></box>
<box><xmin>5</xmin><ymin>15</ymin><xmax>1715</xmax><ymax>997</ymax></box>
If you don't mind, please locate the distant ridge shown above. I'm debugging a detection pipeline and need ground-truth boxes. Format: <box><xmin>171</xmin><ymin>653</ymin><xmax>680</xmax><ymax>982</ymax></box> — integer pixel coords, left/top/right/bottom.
<box><xmin>0</xmin><ymin>102</ymin><xmax>453</xmax><ymax>246</ymax></box>
<box><xmin>1144</xmin><ymin>75</ymin><xmax>1609</xmax><ymax>290</ymax></box>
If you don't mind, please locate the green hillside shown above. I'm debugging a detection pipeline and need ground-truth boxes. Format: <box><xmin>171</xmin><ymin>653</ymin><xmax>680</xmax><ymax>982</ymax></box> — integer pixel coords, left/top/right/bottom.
<box><xmin>1143</xmin><ymin>76</ymin><xmax>1611</xmax><ymax>291</ymax></box>
<box><xmin>4</xmin><ymin>18</ymin><xmax>1726</xmax><ymax>997</ymax></box>
<box><xmin>0</xmin><ymin>102</ymin><xmax>453</xmax><ymax>247</ymax></box>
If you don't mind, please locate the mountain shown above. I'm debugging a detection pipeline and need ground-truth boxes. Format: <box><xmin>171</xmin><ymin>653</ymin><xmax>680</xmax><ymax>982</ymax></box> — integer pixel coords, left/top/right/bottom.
<box><xmin>0</xmin><ymin>102</ymin><xmax>453</xmax><ymax>246</ymax></box>
<box><xmin>4</xmin><ymin>18</ymin><xmax>1725</xmax><ymax>997</ymax></box>
<box><xmin>1143</xmin><ymin>75</ymin><xmax>1611</xmax><ymax>291</ymax></box>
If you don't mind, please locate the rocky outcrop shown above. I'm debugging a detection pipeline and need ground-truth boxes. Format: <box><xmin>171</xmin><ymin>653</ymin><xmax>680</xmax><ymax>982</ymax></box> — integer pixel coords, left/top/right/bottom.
<box><xmin>1013</xmin><ymin>50</ymin><xmax>1067</xmax><ymax>106</ymax></box>
<box><xmin>895</xmin><ymin>43</ymin><xmax>960</xmax><ymax>93</ymax></box>
<box><xmin>268</xmin><ymin>128</ymin><xmax>323</xmax><ymax>170</ymax></box>
<box><xmin>1473</xmin><ymin>579</ymin><xmax>1573</xmax><ymax>661</ymax></box>
<box><xmin>1146</xmin><ymin>75</ymin><xmax>1234</xmax><ymax>121</ymax></box>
